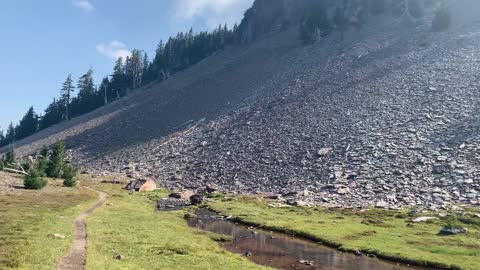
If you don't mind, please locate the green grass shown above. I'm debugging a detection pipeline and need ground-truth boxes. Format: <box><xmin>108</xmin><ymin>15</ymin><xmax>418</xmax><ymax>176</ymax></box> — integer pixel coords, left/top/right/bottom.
<box><xmin>208</xmin><ymin>197</ymin><xmax>480</xmax><ymax>270</ymax></box>
<box><xmin>0</xmin><ymin>174</ymin><xmax>97</xmax><ymax>270</ymax></box>
<box><xmin>84</xmin><ymin>180</ymin><xmax>271</xmax><ymax>270</ymax></box>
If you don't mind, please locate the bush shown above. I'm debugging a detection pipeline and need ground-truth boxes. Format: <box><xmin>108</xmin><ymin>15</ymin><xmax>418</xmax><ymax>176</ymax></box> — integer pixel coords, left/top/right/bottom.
<box><xmin>20</xmin><ymin>161</ymin><xmax>32</xmax><ymax>173</ymax></box>
<box><xmin>37</xmin><ymin>146</ymin><xmax>50</xmax><ymax>177</ymax></box>
<box><xmin>0</xmin><ymin>159</ymin><xmax>4</xmax><ymax>170</ymax></box>
<box><xmin>445</xmin><ymin>210</ymin><xmax>460</xmax><ymax>229</ymax></box>
<box><xmin>5</xmin><ymin>150</ymin><xmax>15</xmax><ymax>165</ymax></box>
<box><xmin>47</xmin><ymin>141</ymin><xmax>65</xmax><ymax>178</ymax></box>
<box><xmin>24</xmin><ymin>167</ymin><xmax>47</xmax><ymax>190</ymax></box>
<box><xmin>432</xmin><ymin>8</ymin><xmax>451</xmax><ymax>32</ymax></box>
<box><xmin>63</xmin><ymin>164</ymin><xmax>77</xmax><ymax>187</ymax></box>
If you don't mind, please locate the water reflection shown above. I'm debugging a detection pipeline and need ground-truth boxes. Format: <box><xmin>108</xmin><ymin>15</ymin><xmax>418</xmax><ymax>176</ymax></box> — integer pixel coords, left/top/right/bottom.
<box><xmin>187</xmin><ymin>210</ymin><xmax>431</xmax><ymax>270</ymax></box>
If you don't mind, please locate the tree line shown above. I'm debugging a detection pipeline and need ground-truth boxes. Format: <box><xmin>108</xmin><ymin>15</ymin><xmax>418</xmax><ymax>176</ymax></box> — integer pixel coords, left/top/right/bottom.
<box><xmin>0</xmin><ymin>24</ymin><xmax>239</xmax><ymax>148</ymax></box>
<box><xmin>299</xmin><ymin>0</ymin><xmax>451</xmax><ymax>44</ymax></box>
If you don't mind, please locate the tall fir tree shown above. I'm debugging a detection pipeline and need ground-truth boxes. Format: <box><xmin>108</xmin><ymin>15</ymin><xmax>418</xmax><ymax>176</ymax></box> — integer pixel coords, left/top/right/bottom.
<box><xmin>60</xmin><ymin>75</ymin><xmax>75</xmax><ymax>120</ymax></box>
<box><xmin>39</xmin><ymin>98</ymin><xmax>64</xmax><ymax>130</ymax></box>
<box><xmin>47</xmin><ymin>141</ymin><xmax>66</xmax><ymax>178</ymax></box>
<box><xmin>5</xmin><ymin>123</ymin><xmax>16</xmax><ymax>144</ymax></box>
<box><xmin>15</xmin><ymin>106</ymin><xmax>38</xmax><ymax>140</ymax></box>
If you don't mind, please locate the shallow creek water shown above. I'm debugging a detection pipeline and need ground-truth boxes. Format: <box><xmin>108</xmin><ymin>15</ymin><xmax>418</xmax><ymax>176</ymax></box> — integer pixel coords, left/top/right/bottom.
<box><xmin>187</xmin><ymin>209</ymin><xmax>432</xmax><ymax>270</ymax></box>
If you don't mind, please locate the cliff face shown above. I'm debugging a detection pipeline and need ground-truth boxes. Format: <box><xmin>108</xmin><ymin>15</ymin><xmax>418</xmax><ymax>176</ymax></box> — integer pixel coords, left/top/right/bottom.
<box><xmin>236</xmin><ymin>0</ymin><xmax>312</xmax><ymax>43</ymax></box>
<box><xmin>236</xmin><ymin>0</ymin><xmax>480</xmax><ymax>44</ymax></box>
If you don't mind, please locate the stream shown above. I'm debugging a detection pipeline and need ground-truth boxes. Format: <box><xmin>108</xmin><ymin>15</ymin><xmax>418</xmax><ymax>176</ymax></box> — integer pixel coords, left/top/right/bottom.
<box><xmin>187</xmin><ymin>209</ymin><xmax>432</xmax><ymax>270</ymax></box>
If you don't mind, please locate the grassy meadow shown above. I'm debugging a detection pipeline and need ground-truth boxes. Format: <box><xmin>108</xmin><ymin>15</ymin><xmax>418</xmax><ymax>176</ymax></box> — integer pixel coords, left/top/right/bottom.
<box><xmin>0</xmin><ymin>172</ymin><xmax>97</xmax><ymax>270</ymax></box>
<box><xmin>83</xmin><ymin>176</ymin><xmax>270</xmax><ymax>270</ymax></box>
<box><xmin>208</xmin><ymin>196</ymin><xmax>480</xmax><ymax>270</ymax></box>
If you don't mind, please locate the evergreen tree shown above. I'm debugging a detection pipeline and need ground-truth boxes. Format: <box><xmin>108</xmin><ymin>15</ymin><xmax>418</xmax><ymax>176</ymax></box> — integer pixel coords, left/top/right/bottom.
<box><xmin>60</xmin><ymin>75</ymin><xmax>75</xmax><ymax>120</ymax></box>
<box><xmin>15</xmin><ymin>106</ymin><xmax>38</xmax><ymax>140</ymax></box>
<box><xmin>62</xmin><ymin>163</ymin><xmax>77</xmax><ymax>187</ymax></box>
<box><xmin>111</xmin><ymin>57</ymin><xmax>128</xmax><ymax>97</ymax></box>
<box><xmin>47</xmin><ymin>141</ymin><xmax>65</xmax><ymax>178</ymax></box>
<box><xmin>128</xmin><ymin>49</ymin><xmax>144</xmax><ymax>90</ymax></box>
<box><xmin>39</xmin><ymin>98</ymin><xmax>64</xmax><ymax>130</ymax></box>
<box><xmin>5</xmin><ymin>149</ymin><xmax>15</xmax><ymax>165</ymax></box>
<box><xmin>24</xmin><ymin>165</ymin><xmax>47</xmax><ymax>190</ymax></box>
<box><xmin>0</xmin><ymin>129</ymin><xmax>6</xmax><ymax>147</ymax></box>
<box><xmin>38</xmin><ymin>146</ymin><xmax>50</xmax><ymax>177</ymax></box>
<box><xmin>5</xmin><ymin>123</ymin><xmax>16</xmax><ymax>144</ymax></box>
<box><xmin>72</xmin><ymin>68</ymin><xmax>102</xmax><ymax>116</ymax></box>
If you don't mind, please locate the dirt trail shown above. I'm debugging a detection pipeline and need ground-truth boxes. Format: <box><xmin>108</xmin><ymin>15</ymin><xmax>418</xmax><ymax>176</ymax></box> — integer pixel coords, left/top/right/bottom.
<box><xmin>57</xmin><ymin>189</ymin><xmax>107</xmax><ymax>270</ymax></box>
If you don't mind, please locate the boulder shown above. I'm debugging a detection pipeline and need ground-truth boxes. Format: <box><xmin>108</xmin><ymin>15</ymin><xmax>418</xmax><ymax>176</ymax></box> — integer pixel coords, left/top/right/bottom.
<box><xmin>440</xmin><ymin>227</ymin><xmax>468</xmax><ymax>235</ymax></box>
<box><xmin>169</xmin><ymin>190</ymin><xmax>195</xmax><ymax>200</ymax></box>
<box><xmin>317</xmin><ymin>148</ymin><xmax>332</xmax><ymax>157</ymax></box>
<box><xmin>190</xmin><ymin>194</ymin><xmax>204</xmax><ymax>205</ymax></box>
<box><xmin>125</xmin><ymin>179</ymin><xmax>157</xmax><ymax>192</ymax></box>
<box><xmin>412</xmin><ymin>217</ymin><xmax>436</xmax><ymax>223</ymax></box>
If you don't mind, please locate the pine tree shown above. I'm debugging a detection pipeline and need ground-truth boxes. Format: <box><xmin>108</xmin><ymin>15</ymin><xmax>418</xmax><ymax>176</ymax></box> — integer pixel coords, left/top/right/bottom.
<box><xmin>62</xmin><ymin>163</ymin><xmax>77</xmax><ymax>187</ymax></box>
<box><xmin>16</xmin><ymin>106</ymin><xmax>38</xmax><ymax>140</ymax></box>
<box><xmin>24</xmin><ymin>165</ymin><xmax>47</xmax><ymax>190</ymax></box>
<box><xmin>60</xmin><ymin>75</ymin><xmax>75</xmax><ymax>120</ymax></box>
<box><xmin>72</xmin><ymin>68</ymin><xmax>100</xmax><ymax>116</ymax></box>
<box><xmin>5</xmin><ymin>123</ymin><xmax>16</xmax><ymax>144</ymax></box>
<box><xmin>0</xmin><ymin>129</ymin><xmax>6</xmax><ymax>147</ymax></box>
<box><xmin>111</xmin><ymin>57</ymin><xmax>127</xmax><ymax>98</ymax></box>
<box><xmin>39</xmin><ymin>98</ymin><xmax>64</xmax><ymax>130</ymax></box>
<box><xmin>5</xmin><ymin>149</ymin><xmax>15</xmax><ymax>165</ymax></box>
<box><xmin>38</xmin><ymin>146</ymin><xmax>50</xmax><ymax>177</ymax></box>
<box><xmin>47</xmin><ymin>141</ymin><xmax>65</xmax><ymax>178</ymax></box>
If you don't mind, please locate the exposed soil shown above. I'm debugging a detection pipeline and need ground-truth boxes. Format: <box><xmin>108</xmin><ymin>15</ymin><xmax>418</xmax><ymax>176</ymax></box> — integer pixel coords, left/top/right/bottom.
<box><xmin>57</xmin><ymin>189</ymin><xmax>107</xmax><ymax>270</ymax></box>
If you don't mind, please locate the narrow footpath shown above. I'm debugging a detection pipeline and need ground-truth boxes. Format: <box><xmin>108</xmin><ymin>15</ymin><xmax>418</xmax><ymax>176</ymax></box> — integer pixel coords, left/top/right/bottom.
<box><xmin>57</xmin><ymin>189</ymin><xmax>108</xmax><ymax>270</ymax></box>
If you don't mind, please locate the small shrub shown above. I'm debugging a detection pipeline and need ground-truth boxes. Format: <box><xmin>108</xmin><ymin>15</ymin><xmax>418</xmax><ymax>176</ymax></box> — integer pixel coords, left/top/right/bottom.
<box><xmin>445</xmin><ymin>210</ymin><xmax>461</xmax><ymax>229</ymax></box>
<box><xmin>20</xmin><ymin>161</ymin><xmax>31</xmax><ymax>173</ymax></box>
<box><xmin>24</xmin><ymin>167</ymin><xmax>47</xmax><ymax>190</ymax></box>
<box><xmin>432</xmin><ymin>8</ymin><xmax>451</xmax><ymax>32</ymax></box>
<box><xmin>62</xmin><ymin>164</ymin><xmax>77</xmax><ymax>187</ymax></box>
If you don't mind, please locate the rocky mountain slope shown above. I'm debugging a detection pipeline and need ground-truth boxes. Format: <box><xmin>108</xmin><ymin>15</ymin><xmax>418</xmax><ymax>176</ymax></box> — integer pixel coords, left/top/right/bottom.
<box><xmin>3</xmin><ymin>0</ymin><xmax>480</xmax><ymax>208</ymax></box>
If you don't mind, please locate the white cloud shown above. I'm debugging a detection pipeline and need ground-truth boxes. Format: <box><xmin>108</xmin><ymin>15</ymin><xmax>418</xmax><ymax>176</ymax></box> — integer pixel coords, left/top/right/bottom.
<box><xmin>96</xmin><ymin>41</ymin><xmax>131</xmax><ymax>61</ymax></box>
<box><xmin>173</xmin><ymin>0</ymin><xmax>254</xmax><ymax>29</ymax></box>
<box><xmin>72</xmin><ymin>0</ymin><xmax>95</xmax><ymax>12</ymax></box>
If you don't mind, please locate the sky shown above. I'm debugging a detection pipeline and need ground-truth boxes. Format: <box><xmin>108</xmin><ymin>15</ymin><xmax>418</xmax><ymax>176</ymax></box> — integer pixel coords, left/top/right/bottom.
<box><xmin>0</xmin><ymin>0</ymin><xmax>254</xmax><ymax>131</ymax></box>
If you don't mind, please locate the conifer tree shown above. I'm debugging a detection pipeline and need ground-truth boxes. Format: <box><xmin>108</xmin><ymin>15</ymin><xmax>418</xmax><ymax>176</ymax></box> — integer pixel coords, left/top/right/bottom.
<box><xmin>0</xmin><ymin>129</ymin><xmax>6</xmax><ymax>147</ymax></box>
<box><xmin>47</xmin><ymin>141</ymin><xmax>65</xmax><ymax>178</ymax></box>
<box><xmin>5</xmin><ymin>123</ymin><xmax>15</xmax><ymax>144</ymax></box>
<box><xmin>5</xmin><ymin>149</ymin><xmax>15</xmax><ymax>165</ymax></box>
<box><xmin>39</xmin><ymin>98</ymin><xmax>64</xmax><ymax>130</ymax></box>
<box><xmin>16</xmin><ymin>106</ymin><xmax>38</xmax><ymax>140</ymax></box>
<box><xmin>24</xmin><ymin>164</ymin><xmax>47</xmax><ymax>190</ymax></box>
<box><xmin>62</xmin><ymin>163</ymin><xmax>77</xmax><ymax>187</ymax></box>
<box><xmin>60</xmin><ymin>75</ymin><xmax>75</xmax><ymax>120</ymax></box>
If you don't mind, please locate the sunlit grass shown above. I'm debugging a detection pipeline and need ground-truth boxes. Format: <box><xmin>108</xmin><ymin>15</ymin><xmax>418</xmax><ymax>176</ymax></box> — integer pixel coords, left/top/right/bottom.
<box><xmin>209</xmin><ymin>197</ymin><xmax>480</xmax><ymax>270</ymax></box>
<box><xmin>0</xmin><ymin>173</ymin><xmax>97</xmax><ymax>270</ymax></box>
<box><xmin>84</xmin><ymin>178</ymin><xmax>271</xmax><ymax>270</ymax></box>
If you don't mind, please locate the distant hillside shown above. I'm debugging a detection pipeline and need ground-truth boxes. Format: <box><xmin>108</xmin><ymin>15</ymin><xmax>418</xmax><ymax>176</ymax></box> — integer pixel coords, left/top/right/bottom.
<box><xmin>2</xmin><ymin>0</ymin><xmax>480</xmax><ymax>208</ymax></box>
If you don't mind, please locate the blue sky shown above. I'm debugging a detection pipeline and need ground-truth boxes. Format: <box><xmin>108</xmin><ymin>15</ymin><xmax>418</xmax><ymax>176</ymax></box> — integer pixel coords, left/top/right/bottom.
<box><xmin>0</xmin><ymin>0</ymin><xmax>254</xmax><ymax>130</ymax></box>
